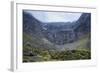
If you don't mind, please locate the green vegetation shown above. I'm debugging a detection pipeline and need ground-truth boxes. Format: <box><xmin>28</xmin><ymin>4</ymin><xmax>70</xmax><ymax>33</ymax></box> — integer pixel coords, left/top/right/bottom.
<box><xmin>23</xmin><ymin>33</ymin><xmax>91</xmax><ymax>62</ymax></box>
<box><xmin>76</xmin><ymin>33</ymin><xmax>91</xmax><ymax>50</ymax></box>
<box><xmin>23</xmin><ymin>46</ymin><xmax>91</xmax><ymax>62</ymax></box>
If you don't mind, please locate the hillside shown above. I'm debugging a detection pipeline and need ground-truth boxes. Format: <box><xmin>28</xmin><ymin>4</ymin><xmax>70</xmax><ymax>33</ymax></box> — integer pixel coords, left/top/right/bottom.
<box><xmin>23</xmin><ymin>11</ymin><xmax>91</xmax><ymax>62</ymax></box>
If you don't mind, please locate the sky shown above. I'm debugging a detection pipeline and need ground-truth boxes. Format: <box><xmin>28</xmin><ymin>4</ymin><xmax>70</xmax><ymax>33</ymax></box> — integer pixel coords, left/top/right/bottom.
<box><xmin>25</xmin><ymin>10</ymin><xmax>82</xmax><ymax>23</ymax></box>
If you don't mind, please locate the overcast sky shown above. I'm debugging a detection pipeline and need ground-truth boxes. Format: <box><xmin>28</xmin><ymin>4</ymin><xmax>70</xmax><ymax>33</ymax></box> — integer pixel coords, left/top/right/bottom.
<box><xmin>25</xmin><ymin>10</ymin><xmax>82</xmax><ymax>23</ymax></box>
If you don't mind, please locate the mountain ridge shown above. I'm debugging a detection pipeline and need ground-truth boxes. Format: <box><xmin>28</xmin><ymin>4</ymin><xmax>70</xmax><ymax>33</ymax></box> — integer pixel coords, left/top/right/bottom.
<box><xmin>23</xmin><ymin>11</ymin><xmax>91</xmax><ymax>47</ymax></box>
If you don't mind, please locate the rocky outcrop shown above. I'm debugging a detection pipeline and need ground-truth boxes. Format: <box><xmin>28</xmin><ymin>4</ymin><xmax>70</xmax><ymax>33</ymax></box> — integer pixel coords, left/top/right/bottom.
<box><xmin>23</xmin><ymin>11</ymin><xmax>43</xmax><ymax>37</ymax></box>
<box><xmin>23</xmin><ymin>11</ymin><xmax>91</xmax><ymax>45</ymax></box>
<box><xmin>42</xmin><ymin>13</ymin><xmax>91</xmax><ymax>45</ymax></box>
<box><xmin>74</xmin><ymin>13</ymin><xmax>91</xmax><ymax>39</ymax></box>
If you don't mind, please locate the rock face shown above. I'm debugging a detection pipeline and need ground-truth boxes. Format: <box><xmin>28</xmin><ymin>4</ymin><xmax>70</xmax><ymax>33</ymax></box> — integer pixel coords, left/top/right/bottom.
<box><xmin>23</xmin><ymin>11</ymin><xmax>91</xmax><ymax>45</ymax></box>
<box><xmin>42</xmin><ymin>13</ymin><xmax>91</xmax><ymax>45</ymax></box>
<box><xmin>43</xmin><ymin>27</ymin><xmax>75</xmax><ymax>45</ymax></box>
<box><xmin>23</xmin><ymin>11</ymin><xmax>57</xmax><ymax>50</ymax></box>
<box><xmin>23</xmin><ymin>11</ymin><xmax>43</xmax><ymax>37</ymax></box>
<box><xmin>74</xmin><ymin>13</ymin><xmax>91</xmax><ymax>39</ymax></box>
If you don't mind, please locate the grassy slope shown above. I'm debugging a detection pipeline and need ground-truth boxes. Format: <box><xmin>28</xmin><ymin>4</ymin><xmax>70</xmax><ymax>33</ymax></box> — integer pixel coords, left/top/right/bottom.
<box><xmin>55</xmin><ymin>33</ymin><xmax>91</xmax><ymax>51</ymax></box>
<box><xmin>23</xmin><ymin>33</ymin><xmax>91</xmax><ymax>62</ymax></box>
<box><xmin>23</xmin><ymin>32</ymin><xmax>56</xmax><ymax>50</ymax></box>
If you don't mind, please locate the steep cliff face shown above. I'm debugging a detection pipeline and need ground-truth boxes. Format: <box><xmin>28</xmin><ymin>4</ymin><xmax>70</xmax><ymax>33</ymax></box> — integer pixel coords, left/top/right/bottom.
<box><xmin>74</xmin><ymin>13</ymin><xmax>91</xmax><ymax>39</ymax></box>
<box><xmin>43</xmin><ymin>28</ymin><xmax>75</xmax><ymax>45</ymax></box>
<box><xmin>42</xmin><ymin>13</ymin><xmax>91</xmax><ymax>45</ymax></box>
<box><xmin>42</xmin><ymin>22</ymin><xmax>75</xmax><ymax>45</ymax></box>
<box><xmin>23</xmin><ymin>11</ymin><xmax>43</xmax><ymax>37</ymax></box>
<box><xmin>23</xmin><ymin>11</ymin><xmax>91</xmax><ymax>46</ymax></box>
<box><xmin>23</xmin><ymin>11</ymin><xmax>57</xmax><ymax>50</ymax></box>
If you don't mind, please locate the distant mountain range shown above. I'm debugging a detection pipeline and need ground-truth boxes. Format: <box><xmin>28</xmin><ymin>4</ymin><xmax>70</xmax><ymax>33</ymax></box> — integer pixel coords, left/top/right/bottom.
<box><xmin>23</xmin><ymin>11</ymin><xmax>91</xmax><ymax>47</ymax></box>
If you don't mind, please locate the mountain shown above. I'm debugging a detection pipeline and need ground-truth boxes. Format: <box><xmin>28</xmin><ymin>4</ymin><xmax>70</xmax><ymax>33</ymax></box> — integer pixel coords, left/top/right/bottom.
<box><xmin>42</xmin><ymin>22</ymin><xmax>77</xmax><ymax>45</ymax></box>
<box><xmin>23</xmin><ymin>12</ymin><xmax>91</xmax><ymax>62</ymax></box>
<box><xmin>41</xmin><ymin>13</ymin><xmax>91</xmax><ymax>45</ymax></box>
<box><xmin>23</xmin><ymin>11</ymin><xmax>43</xmax><ymax>37</ymax></box>
<box><xmin>23</xmin><ymin>11</ymin><xmax>57</xmax><ymax>51</ymax></box>
<box><xmin>74</xmin><ymin>13</ymin><xmax>91</xmax><ymax>39</ymax></box>
<box><xmin>23</xmin><ymin>11</ymin><xmax>91</xmax><ymax>47</ymax></box>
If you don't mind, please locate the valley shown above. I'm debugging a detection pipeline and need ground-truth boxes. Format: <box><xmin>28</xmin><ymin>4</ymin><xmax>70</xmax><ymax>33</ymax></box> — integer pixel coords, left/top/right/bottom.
<box><xmin>23</xmin><ymin>11</ymin><xmax>91</xmax><ymax>62</ymax></box>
